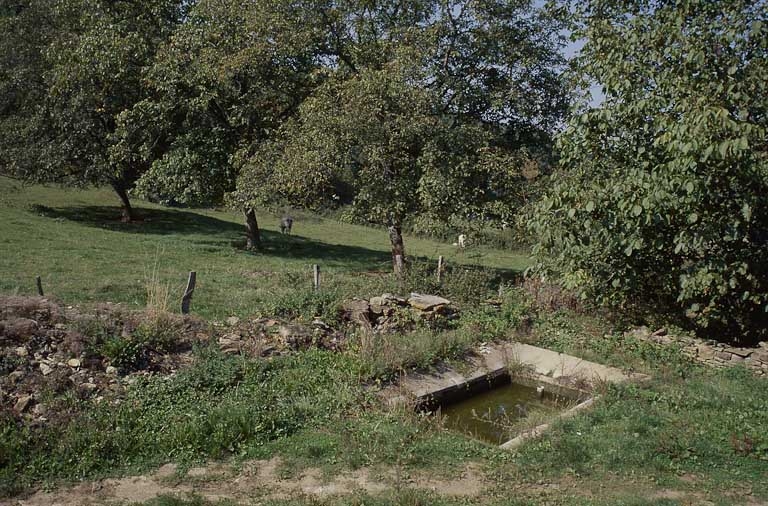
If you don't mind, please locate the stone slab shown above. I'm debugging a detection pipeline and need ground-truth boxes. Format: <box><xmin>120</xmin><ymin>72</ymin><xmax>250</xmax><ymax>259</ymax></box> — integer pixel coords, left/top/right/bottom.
<box><xmin>391</xmin><ymin>342</ymin><xmax>644</xmax><ymax>404</ymax></box>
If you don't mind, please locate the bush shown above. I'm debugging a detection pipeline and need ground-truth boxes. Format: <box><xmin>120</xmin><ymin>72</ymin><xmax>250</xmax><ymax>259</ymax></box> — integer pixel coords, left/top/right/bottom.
<box><xmin>98</xmin><ymin>313</ymin><xmax>184</xmax><ymax>370</ymax></box>
<box><xmin>528</xmin><ymin>1</ymin><xmax>768</xmax><ymax>343</ymax></box>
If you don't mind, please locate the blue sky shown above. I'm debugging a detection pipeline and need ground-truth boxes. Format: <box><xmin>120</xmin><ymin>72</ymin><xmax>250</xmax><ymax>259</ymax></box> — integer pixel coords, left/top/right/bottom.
<box><xmin>563</xmin><ymin>33</ymin><xmax>606</xmax><ymax>106</ymax></box>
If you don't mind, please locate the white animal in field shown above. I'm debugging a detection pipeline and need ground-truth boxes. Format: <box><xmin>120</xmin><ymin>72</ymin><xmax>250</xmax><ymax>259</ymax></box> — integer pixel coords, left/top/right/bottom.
<box><xmin>457</xmin><ymin>234</ymin><xmax>467</xmax><ymax>248</ymax></box>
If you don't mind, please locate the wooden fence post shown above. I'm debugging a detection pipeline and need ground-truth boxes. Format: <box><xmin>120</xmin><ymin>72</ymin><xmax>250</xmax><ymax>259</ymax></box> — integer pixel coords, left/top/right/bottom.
<box><xmin>35</xmin><ymin>276</ymin><xmax>44</xmax><ymax>296</ymax></box>
<box><xmin>436</xmin><ymin>256</ymin><xmax>444</xmax><ymax>283</ymax></box>
<box><xmin>313</xmin><ymin>264</ymin><xmax>320</xmax><ymax>291</ymax></box>
<box><xmin>181</xmin><ymin>271</ymin><xmax>196</xmax><ymax>314</ymax></box>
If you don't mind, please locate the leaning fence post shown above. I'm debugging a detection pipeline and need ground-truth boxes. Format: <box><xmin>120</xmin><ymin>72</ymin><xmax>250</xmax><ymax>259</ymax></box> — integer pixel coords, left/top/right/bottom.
<box><xmin>313</xmin><ymin>264</ymin><xmax>320</xmax><ymax>291</ymax></box>
<box><xmin>436</xmin><ymin>256</ymin><xmax>444</xmax><ymax>283</ymax></box>
<box><xmin>181</xmin><ymin>271</ymin><xmax>196</xmax><ymax>314</ymax></box>
<box><xmin>35</xmin><ymin>276</ymin><xmax>44</xmax><ymax>296</ymax></box>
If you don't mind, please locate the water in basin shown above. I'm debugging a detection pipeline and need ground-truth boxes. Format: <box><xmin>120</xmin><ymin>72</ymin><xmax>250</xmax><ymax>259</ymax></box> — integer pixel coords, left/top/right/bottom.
<box><xmin>439</xmin><ymin>381</ymin><xmax>573</xmax><ymax>445</ymax></box>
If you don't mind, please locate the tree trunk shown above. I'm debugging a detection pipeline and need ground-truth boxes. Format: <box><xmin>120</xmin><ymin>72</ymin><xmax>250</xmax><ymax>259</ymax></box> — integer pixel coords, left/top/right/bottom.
<box><xmin>112</xmin><ymin>182</ymin><xmax>134</xmax><ymax>222</ymax></box>
<box><xmin>388</xmin><ymin>223</ymin><xmax>405</xmax><ymax>274</ymax></box>
<box><xmin>244</xmin><ymin>208</ymin><xmax>261</xmax><ymax>250</ymax></box>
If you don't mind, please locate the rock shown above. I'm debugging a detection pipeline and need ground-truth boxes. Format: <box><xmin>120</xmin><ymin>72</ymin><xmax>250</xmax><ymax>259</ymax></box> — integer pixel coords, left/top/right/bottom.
<box><xmin>343</xmin><ymin>299</ymin><xmax>372</xmax><ymax>324</ymax></box>
<box><xmin>344</xmin><ymin>299</ymin><xmax>371</xmax><ymax>313</ymax></box>
<box><xmin>369</xmin><ymin>296</ymin><xmax>387</xmax><ymax>308</ymax></box>
<box><xmin>730</xmin><ymin>354</ymin><xmax>745</xmax><ymax>363</ymax></box>
<box><xmin>155</xmin><ymin>463</ymin><xmax>178</xmax><ymax>479</ymax></box>
<box><xmin>259</xmin><ymin>345</ymin><xmax>277</xmax><ymax>357</ymax></box>
<box><xmin>32</xmin><ymin>403</ymin><xmax>47</xmax><ymax>417</ymax></box>
<box><xmin>225</xmin><ymin>316</ymin><xmax>240</xmax><ymax>326</ymax></box>
<box><xmin>39</xmin><ymin>363</ymin><xmax>53</xmax><ymax>376</ymax></box>
<box><xmin>67</xmin><ymin>358</ymin><xmax>81</xmax><ymax>368</ymax></box>
<box><xmin>311</xmin><ymin>319</ymin><xmax>331</xmax><ymax>331</ymax></box>
<box><xmin>715</xmin><ymin>351</ymin><xmax>732</xmax><ymax>361</ymax></box>
<box><xmin>725</xmin><ymin>347</ymin><xmax>752</xmax><ymax>358</ymax></box>
<box><xmin>79</xmin><ymin>382</ymin><xmax>98</xmax><ymax>392</ymax></box>
<box><xmin>15</xmin><ymin>346</ymin><xmax>28</xmax><ymax>357</ymax></box>
<box><xmin>380</xmin><ymin>293</ymin><xmax>407</xmax><ymax>304</ymax></box>
<box><xmin>54</xmin><ymin>323</ymin><xmax>67</xmax><ymax>330</ymax></box>
<box><xmin>8</xmin><ymin>371</ymin><xmax>24</xmax><ymax>384</ymax></box>
<box><xmin>407</xmin><ymin>293</ymin><xmax>451</xmax><ymax>311</ymax></box>
<box><xmin>13</xmin><ymin>395</ymin><xmax>33</xmax><ymax>414</ymax></box>
<box><xmin>106</xmin><ymin>365</ymin><xmax>118</xmax><ymax>375</ymax></box>
<box><xmin>697</xmin><ymin>346</ymin><xmax>715</xmax><ymax>360</ymax></box>
<box><xmin>218</xmin><ymin>335</ymin><xmax>237</xmax><ymax>347</ymax></box>
<box><xmin>625</xmin><ymin>326</ymin><xmax>652</xmax><ymax>341</ymax></box>
<box><xmin>370</xmin><ymin>295</ymin><xmax>405</xmax><ymax>315</ymax></box>
<box><xmin>651</xmin><ymin>328</ymin><xmax>668</xmax><ymax>337</ymax></box>
<box><xmin>278</xmin><ymin>325</ymin><xmax>313</xmax><ymax>349</ymax></box>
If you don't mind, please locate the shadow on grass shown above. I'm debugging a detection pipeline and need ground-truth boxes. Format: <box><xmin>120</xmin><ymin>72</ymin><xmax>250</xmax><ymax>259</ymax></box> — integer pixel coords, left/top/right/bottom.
<box><xmin>32</xmin><ymin>204</ymin><xmax>242</xmax><ymax>236</ymax></box>
<box><xmin>33</xmin><ymin>204</ymin><xmax>525</xmax><ymax>277</ymax></box>
<box><xmin>34</xmin><ymin>204</ymin><xmax>393</xmax><ymax>269</ymax></box>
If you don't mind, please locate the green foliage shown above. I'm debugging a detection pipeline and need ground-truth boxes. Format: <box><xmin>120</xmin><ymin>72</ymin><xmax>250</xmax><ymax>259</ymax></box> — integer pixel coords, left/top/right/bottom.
<box><xmin>529</xmin><ymin>0</ymin><xmax>768</xmax><ymax>343</ymax></box>
<box><xmin>130</xmin><ymin>0</ymin><xmax>323</xmax><ymax>208</ymax></box>
<box><xmin>460</xmin><ymin>289</ymin><xmax>534</xmax><ymax>343</ymax></box>
<box><xmin>264</xmin><ymin>285</ymin><xmax>344</xmax><ymax>324</ymax></box>
<box><xmin>0</xmin><ymin>347</ymin><xmax>361</xmax><ymax>493</ymax></box>
<box><xmin>232</xmin><ymin>0</ymin><xmax>568</xmax><ymax>254</ymax></box>
<box><xmin>84</xmin><ymin>313</ymin><xmax>183</xmax><ymax>370</ymax></box>
<box><xmin>1</xmin><ymin>0</ymin><xmax>186</xmax><ymax>219</ymax></box>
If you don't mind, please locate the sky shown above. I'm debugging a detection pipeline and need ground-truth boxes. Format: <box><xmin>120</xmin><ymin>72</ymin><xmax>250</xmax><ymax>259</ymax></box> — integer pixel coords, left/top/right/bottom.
<box><xmin>563</xmin><ymin>34</ymin><xmax>606</xmax><ymax>107</ymax></box>
<box><xmin>535</xmin><ymin>0</ymin><xmax>605</xmax><ymax>107</ymax></box>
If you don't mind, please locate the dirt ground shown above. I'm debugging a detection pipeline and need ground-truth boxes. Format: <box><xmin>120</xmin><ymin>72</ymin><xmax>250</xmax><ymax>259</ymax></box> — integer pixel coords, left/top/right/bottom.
<box><xmin>8</xmin><ymin>458</ymin><xmax>761</xmax><ymax>506</ymax></box>
<box><xmin>3</xmin><ymin>458</ymin><xmax>488</xmax><ymax>505</ymax></box>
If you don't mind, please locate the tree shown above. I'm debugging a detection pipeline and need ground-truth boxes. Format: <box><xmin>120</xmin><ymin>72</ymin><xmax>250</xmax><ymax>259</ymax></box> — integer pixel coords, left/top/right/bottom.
<box><xmin>128</xmin><ymin>0</ymin><xmax>326</xmax><ymax>247</ymax></box>
<box><xmin>528</xmin><ymin>0</ymin><xmax>768</xmax><ymax>342</ymax></box>
<box><xmin>0</xmin><ymin>1</ymin><xmax>53</xmax><ymax>182</ymax></box>
<box><xmin>233</xmin><ymin>0</ymin><xmax>568</xmax><ymax>264</ymax></box>
<box><xmin>0</xmin><ymin>0</ymin><xmax>185</xmax><ymax>221</ymax></box>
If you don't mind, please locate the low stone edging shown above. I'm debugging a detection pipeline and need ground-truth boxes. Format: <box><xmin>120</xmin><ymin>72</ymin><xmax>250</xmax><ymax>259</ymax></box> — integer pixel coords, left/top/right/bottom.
<box><xmin>627</xmin><ymin>327</ymin><xmax>768</xmax><ymax>375</ymax></box>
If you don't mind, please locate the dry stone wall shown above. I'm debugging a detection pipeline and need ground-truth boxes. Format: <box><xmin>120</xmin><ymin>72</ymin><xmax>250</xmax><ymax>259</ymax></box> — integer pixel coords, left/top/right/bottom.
<box><xmin>627</xmin><ymin>327</ymin><xmax>768</xmax><ymax>375</ymax></box>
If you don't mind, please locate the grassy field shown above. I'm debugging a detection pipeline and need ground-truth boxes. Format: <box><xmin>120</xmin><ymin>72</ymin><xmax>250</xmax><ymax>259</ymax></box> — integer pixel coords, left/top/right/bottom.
<box><xmin>2</xmin><ymin>178</ymin><xmax>768</xmax><ymax>505</ymax></box>
<box><xmin>0</xmin><ymin>176</ymin><xmax>529</xmax><ymax>320</ymax></box>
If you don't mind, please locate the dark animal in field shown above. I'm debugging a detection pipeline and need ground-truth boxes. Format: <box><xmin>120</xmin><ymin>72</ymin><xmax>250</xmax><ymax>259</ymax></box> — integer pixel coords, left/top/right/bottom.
<box><xmin>280</xmin><ymin>216</ymin><xmax>294</xmax><ymax>234</ymax></box>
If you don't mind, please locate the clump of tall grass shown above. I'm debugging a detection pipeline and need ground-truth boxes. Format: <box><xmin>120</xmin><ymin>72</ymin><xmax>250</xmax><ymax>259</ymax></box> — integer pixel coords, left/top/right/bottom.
<box><xmin>144</xmin><ymin>254</ymin><xmax>173</xmax><ymax>318</ymax></box>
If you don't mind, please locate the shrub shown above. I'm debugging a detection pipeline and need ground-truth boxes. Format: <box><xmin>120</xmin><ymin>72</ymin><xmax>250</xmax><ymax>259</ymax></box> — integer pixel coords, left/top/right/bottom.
<box><xmin>528</xmin><ymin>1</ymin><xmax>768</xmax><ymax>343</ymax></box>
<box><xmin>99</xmin><ymin>313</ymin><xmax>184</xmax><ymax>370</ymax></box>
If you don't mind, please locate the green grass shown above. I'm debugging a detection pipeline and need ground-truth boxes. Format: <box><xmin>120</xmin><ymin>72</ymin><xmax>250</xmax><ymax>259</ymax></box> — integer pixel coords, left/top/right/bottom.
<box><xmin>3</xmin><ymin>178</ymin><xmax>768</xmax><ymax>505</ymax></box>
<box><xmin>0</xmin><ymin>177</ymin><xmax>529</xmax><ymax>320</ymax></box>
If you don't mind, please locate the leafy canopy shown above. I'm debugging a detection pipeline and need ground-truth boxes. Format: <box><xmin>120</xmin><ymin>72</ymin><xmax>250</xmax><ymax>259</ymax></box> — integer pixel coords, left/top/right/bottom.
<box><xmin>233</xmin><ymin>0</ymin><xmax>568</xmax><ymax>232</ymax></box>
<box><xmin>528</xmin><ymin>0</ymin><xmax>768</xmax><ymax>342</ymax></box>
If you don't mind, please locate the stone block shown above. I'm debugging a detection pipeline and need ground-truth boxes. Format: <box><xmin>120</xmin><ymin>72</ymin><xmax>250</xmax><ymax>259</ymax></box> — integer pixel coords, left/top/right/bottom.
<box><xmin>715</xmin><ymin>351</ymin><xmax>732</xmax><ymax>361</ymax></box>
<box><xmin>725</xmin><ymin>347</ymin><xmax>752</xmax><ymax>358</ymax></box>
<box><xmin>697</xmin><ymin>346</ymin><xmax>715</xmax><ymax>360</ymax></box>
<box><xmin>408</xmin><ymin>293</ymin><xmax>451</xmax><ymax>311</ymax></box>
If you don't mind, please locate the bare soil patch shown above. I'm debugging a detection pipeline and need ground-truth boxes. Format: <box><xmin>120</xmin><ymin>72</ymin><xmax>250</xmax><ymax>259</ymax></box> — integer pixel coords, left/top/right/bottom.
<box><xmin>5</xmin><ymin>458</ymin><xmax>489</xmax><ymax>505</ymax></box>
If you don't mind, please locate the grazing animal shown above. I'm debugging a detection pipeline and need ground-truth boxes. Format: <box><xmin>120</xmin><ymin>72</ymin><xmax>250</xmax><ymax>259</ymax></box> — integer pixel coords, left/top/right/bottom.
<box><xmin>457</xmin><ymin>234</ymin><xmax>467</xmax><ymax>248</ymax></box>
<box><xmin>280</xmin><ymin>216</ymin><xmax>294</xmax><ymax>234</ymax></box>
